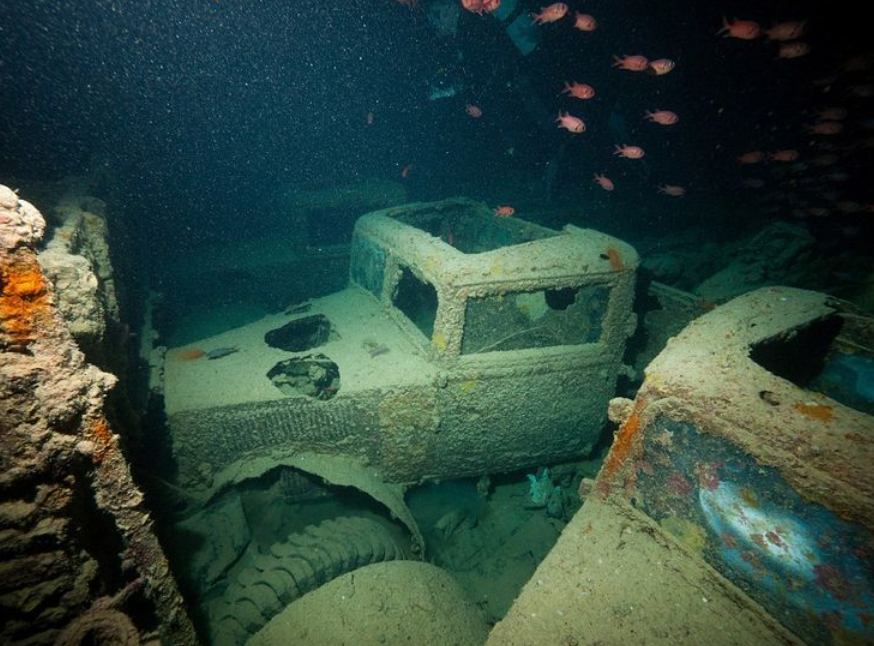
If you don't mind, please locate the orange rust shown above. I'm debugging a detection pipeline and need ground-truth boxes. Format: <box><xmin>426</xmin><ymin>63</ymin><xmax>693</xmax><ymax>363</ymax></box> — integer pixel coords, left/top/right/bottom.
<box><xmin>0</xmin><ymin>257</ymin><xmax>51</xmax><ymax>348</ymax></box>
<box><xmin>173</xmin><ymin>348</ymin><xmax>206</xmax><ymax>361</ymax></box>
<box><xmin>598</xmin><ymin>396</ymin><xmax>647</xmax><ymax>497</ymax></box>
<box><xmin>87</xmin><ymin>417</ymin><xmax>114</xmax><ymax>464</ymax></box>
<box><xmin>793</xmin><ymin>402</ymin><xmax>834</xmax><ymax>422</ymax></box>
<box><xmin>605</xmin><ymin>246</ymin><xmax>625</xmax><ymax>272</ymax></box>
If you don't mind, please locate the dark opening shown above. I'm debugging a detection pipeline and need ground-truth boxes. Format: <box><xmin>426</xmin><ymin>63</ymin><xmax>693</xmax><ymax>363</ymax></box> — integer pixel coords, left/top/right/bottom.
<box><xmin>264</xmin><ymin>314</ymin><xmax>333</xmax><ymax>352</ymax></box>
<box><xmin>749</xmin><ymin>316</ymin><xmax>843</xmax><ymax>387</ymax></box>
<box><xmin>392</xmin><ymin>267</ymin><xmax>438</xmax><ymax>339</ymax></box>
<box><xmin>267</xmin><ymin>353</ymin><xmax>340</xmax><ymax>400</ymax></box>
<box><xmin>545</xmin><ymin>287</ymin><xmax>577</xmax><ymax>311</ymax></box>
<box><xmin>395</xmin><ymin>210</ymin><xmax>554</xmax><ymax>254</ymax></box>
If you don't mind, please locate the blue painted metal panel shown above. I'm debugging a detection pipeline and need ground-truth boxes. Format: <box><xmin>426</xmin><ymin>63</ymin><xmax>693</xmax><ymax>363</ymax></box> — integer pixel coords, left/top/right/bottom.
<box><xmin>634</xmin><ymin>417</ymin><xmax>874</xmax><ymax>645</ymax></box>
<box><xmin>350</xmin><ymin>236</ymin><xmax>386</xmax><ymax>299</ymax></box>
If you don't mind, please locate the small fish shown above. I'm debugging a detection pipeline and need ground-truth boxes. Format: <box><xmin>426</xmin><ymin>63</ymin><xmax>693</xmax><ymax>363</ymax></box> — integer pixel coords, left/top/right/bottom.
<box><xmin>401</xmin><ymin>163</ymin><xmax>414</xmax><ymax>178</ymax></box>
<box><xmin>778</xmin><ymin>42</ymin><xmax>810</xmax><ymax>59</ymax></box>
<box><xmin>461</xmin><ymin>0</ymin><xmax>500</xmax><ymax>15</ymax></box>
<box><xmin>562</xmin><ymin>81</ymin><xmax>595</xmax><ymax>99</ymax></box>
<box><xmin>766</xmin><ymin>21</ymin><xmax>806</xmax><ymax>41</ymax></box>
<box><xmin>807</xmin><ymin>121</ymin><xmax>843</xmax><ymax>135</ymax></box>
<box><xmin>428</xmin><ymin>85</ymin><xmax>457</xmax><ymax>101</ymax></box>
<box><xmin>593</xmin><ymin>174</ymin><xmax>614</xmax><ymax>191</ymax></box>
<box><xmin>363</xmin><ymin>339</ymin><xmax>391</xmax><ymax>357</ymax></box>
<box><xmin>573</xmin><ymin>12</ymin><xmax>597</xmax><ymax>32</ymax></box>
<box><xmin>556</xmin><ymin>111</ymin><xmax>586</xmax><ymax>133</ymax></box>
<box><xmin>206</xmin><ymin>346</ymin><xmax>239</xmax><ymax>360</ymax></box>
<box><xmin>645</xmin><ymin>109</ymin><xmax>679</xmax><ymax>125</ymax></box>
<box><xmin>465</xmin><ymin>104</ymin><xmax>483</xmax><ymax>118</ymax></box>
<box><xmin>284</xmin><ymin>302</ymin><xmax>313</xmax><ymax>315</ymax></box>
<box><xmin>614</xmin><ymin>144</ymin><xmax>645</xmax><ymax>159</ymax></box>
<box><xmin>648</xmin><ymin>59</ymin><xmax>676</xmax><ymax>75</ymax></box>
<box><xmin>532</xmin><ymin>3</ymin><xmax>569</xmax><ymax>25</ymax></box>
<box><xmin>738</xmin><ymin>151</ymin><xmax>765</xmax><ymax>164</ymax></box>
<box><xmin>658</xmin><ymin>185</ymin><xmax>686</xmax><ymax>196</ymax></box>
<box><xmin>494</xmin><ymin>205</ymin><xmax>515</xmax><ymax>217</ymax></box>
<box><xmin>717</xmin><ymin>17</ymin><xmax>761</xmax><ymax>40</ymax></box>
<box><xmin>613</xmin><ymin>55</ymin><xmax>649</xmax><ymax>72</ymax></box>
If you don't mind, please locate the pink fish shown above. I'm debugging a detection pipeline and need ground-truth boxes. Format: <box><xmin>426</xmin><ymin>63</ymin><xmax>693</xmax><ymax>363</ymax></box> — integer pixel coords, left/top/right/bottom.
<box><xmin>717</xmin><ymin>18</ymin><xmax>761</xmax><ymax>40</ymax></box>
<box><xmin>593</xmin><ymin>174</ymin><xmax>614</xmax><ymax>191</ymax></box>
<box><xmin>738</xmin><ymin>151</ymin><xmax>765</xmax><ymax>164</ymax></box>
<box><xmin>612</xmin><ymin>55</ymin><xmax>649</xmax><ymax>72</ymax></box>
<box><xmin>766</xmin><ymin>21</ymin><xmax>806</xmax><ymax>41</ymax></box>
<box><xmin>648</xmin><ymin>59</ymin><xmax>676</xmax><ymax>75</ymax></box>
<box><xmin>645</xmin><ymin>109</ymin><xmax>679</xmax><ymax>125</ymax></box>
<box><xmin>461</xmin><ymin>0</ymin><xmax>501</xmax><ymax>15</ymax></box>
<box><xmin>779</xmin><ymin>42</ymin><xmax>810</xmax><ymax>59</ymax></box>
<box><xmin>614</xmin><ymin>144</ymin><xmax>645</xmax><ymax>159</ymax></box>
<box><xmin>573</xmin><ymin>12</ymin><xmax>597</xmax><ymax>32</ymax></box>
<box><xmin>658</xmin><ymin>185</ymin><xmax>686</xmax><ymax>196</ymax></box>
<box><xmin>494</xmin><ymin>205</ymin><xmax>515</xmax><ymax>217</ymax></box>
<box><xmin>563</xmin><ymin>81</ymin><xmax>595</xmax><ymax>100</ymax></box>
<box><xmin>532</xmin><ymin>3</ymin><xmax>568</xmax><ymax>25</ymax></box>
<box><xmin>556</xmin><ymin>111</ymin><xmax>586</xmax><ymax>133</ymax></box>
<box><xmin>807</xmin><ymin>121</ymin><xmax>843</xmax><ymax>135</ymax></box>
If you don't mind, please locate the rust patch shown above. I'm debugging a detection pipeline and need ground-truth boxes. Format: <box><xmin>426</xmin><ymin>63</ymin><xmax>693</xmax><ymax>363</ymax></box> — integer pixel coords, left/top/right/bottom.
<box><xmin>87</xmin><ymin>417</ymin><xmax>114</xmax><ymax>464</ymax></box>
<box><xmin>605</xmin><ymin>246</ymin><xmax>625</xmax><ymax>272</ymax></box>
<box><xmin>665</xmin><ymin>472</ymin><xmax>692</xmax><ymax>497</ymax></box>
<box><xmin>0</xmin><ymin>258</ymin><xmax>51</xmax><ymax>349</ymax></box>
<box><xmin>793</xmin><ymin>402</ymin><xmax>835</xmax><ymax>422</ymax></box>
<box><xmin>814</xmin><ymin>563</ymin><xmax>854</xmax><ymax>601</ymax></box>
<box><xmin>598</xmin><ymin>396</ymin><xmax>647</xmax><ymax>497</ymax></box>
<box><xmin>173</xmin><ymin>348</ymin><xmax>206</xmax><ymax>361</ymax></box>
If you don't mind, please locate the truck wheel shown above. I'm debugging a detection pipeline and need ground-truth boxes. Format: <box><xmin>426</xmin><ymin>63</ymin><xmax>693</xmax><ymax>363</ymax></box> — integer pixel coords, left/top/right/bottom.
<box><xmin>209</xmin><ymin>516</ymin><xmax>409</xmax><ymax>646</ymax></box>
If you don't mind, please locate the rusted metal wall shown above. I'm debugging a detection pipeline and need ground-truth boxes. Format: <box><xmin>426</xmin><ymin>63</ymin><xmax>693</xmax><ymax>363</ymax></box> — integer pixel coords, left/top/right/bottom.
<box><xmin>0</xmin><ymin>185</ymin><xmax>197</xmax><ymax>646</ymax></box>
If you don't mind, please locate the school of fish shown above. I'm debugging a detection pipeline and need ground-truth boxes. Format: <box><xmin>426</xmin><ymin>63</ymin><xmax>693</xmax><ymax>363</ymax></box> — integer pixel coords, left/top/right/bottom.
<box><xmin>391</xmin><ymin>1</ymin><xmax>873</xmax><ymax>217</ymax></box>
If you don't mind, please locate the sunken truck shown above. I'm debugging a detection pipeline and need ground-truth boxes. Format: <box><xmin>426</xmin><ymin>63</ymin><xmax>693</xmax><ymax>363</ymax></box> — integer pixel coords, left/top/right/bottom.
<box><xmin>162</xmin><ymin>197</ymin><xmax>638</xmax><ymax>491</ymax></box>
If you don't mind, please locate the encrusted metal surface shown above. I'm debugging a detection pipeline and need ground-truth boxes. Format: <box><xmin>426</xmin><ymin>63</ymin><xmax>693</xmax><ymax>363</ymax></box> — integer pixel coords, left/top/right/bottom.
<box><xmin>165</xmin><ymin>198</ymin><xmax>638</xmax><ymax>488</ymax></box>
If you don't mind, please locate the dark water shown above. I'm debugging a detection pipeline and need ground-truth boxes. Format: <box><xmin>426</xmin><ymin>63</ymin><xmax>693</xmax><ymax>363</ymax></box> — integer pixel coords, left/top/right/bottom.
<box><xmin>3</xmin><ymin>0</ymin><xmax>874</xmax><ymax>264</ymax></box>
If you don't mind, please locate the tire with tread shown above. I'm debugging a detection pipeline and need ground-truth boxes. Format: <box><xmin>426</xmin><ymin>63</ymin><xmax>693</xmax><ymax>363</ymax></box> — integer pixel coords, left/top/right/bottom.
<box><xmin>209</xmin><ymin>516</ymin><xmax>408</xmax><ymax>646</ymax></box>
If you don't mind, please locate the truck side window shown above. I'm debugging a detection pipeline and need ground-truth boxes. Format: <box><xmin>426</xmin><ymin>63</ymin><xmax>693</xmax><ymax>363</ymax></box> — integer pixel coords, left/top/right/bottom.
<box><xmin>392</xmin><ymin>266</ymin><xmax>438</xmax><ymax>339</ymax></box>
<box><xmin>350</xmin><ymin>237</ymin><xmax>387</xmax><ymax>299</ymax></box>
<box><xmin>461</xmin><ymin>285</ymin><xmax>609</xmax><ymax>354</ymax></box>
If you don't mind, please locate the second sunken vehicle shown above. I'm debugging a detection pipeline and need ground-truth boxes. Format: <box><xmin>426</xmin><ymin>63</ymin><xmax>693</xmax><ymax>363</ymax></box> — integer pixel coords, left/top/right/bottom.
<box><xmin>163</xmin><ymin>198</ymin><xmax>638</xmax><ymax>489</ymax></box>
